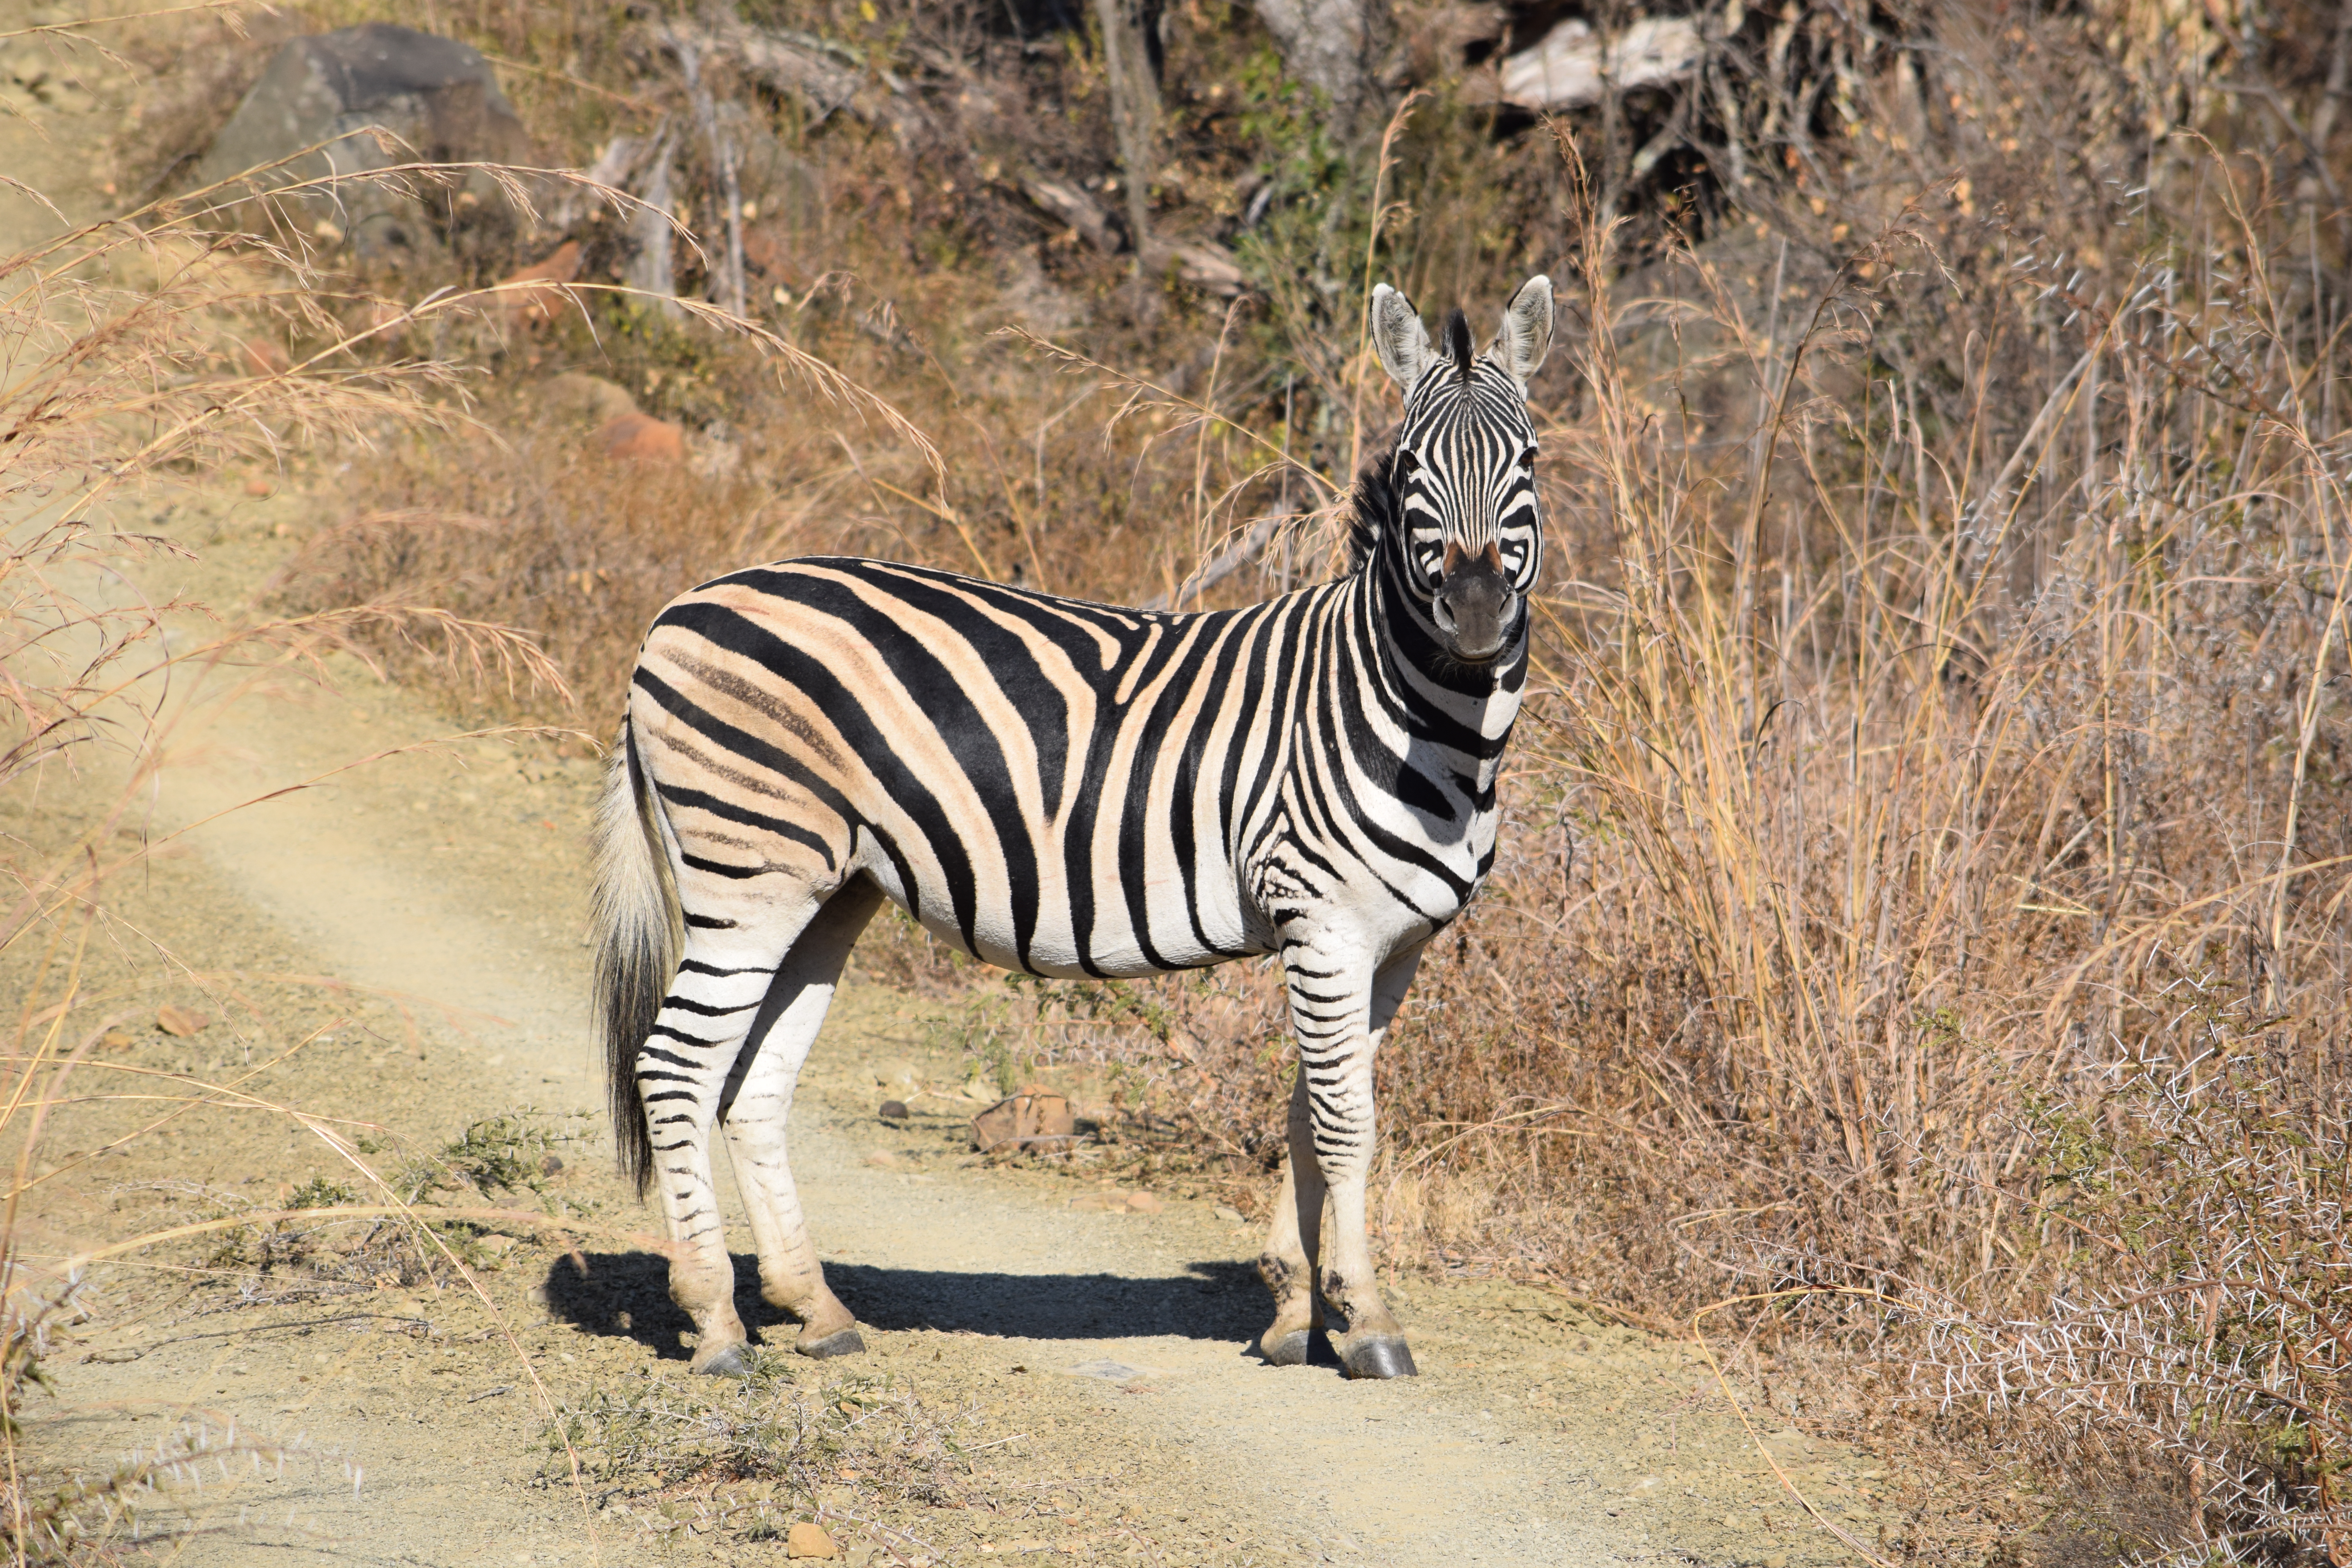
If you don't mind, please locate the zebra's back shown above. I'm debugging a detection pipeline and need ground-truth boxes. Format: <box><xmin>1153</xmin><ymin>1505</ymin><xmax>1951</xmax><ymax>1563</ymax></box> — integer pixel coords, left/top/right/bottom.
<box><xmin>626</xmin><ymin>554</ymin><xmax>1334</xmax><ymax>978</ymax></box>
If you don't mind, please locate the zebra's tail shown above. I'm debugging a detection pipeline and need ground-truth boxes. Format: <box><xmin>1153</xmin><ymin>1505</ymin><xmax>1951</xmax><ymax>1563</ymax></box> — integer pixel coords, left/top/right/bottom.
<box><xmin>590</xmin><ymin>716</ymin><xmax>677</xmax><ymax>1198</ymax></box>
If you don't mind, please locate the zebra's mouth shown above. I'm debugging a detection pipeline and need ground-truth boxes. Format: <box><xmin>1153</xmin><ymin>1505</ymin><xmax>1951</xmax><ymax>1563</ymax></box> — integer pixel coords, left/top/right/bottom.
<box><xmin>1432</xmin><ymin>557</ymin><xmax>1513</xmax><ymax>662</ymax></box>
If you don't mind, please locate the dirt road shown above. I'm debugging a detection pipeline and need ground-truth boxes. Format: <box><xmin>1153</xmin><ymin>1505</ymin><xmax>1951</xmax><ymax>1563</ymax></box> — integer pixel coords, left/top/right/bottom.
<box><xmin>1</xmin><ymin>50</ymin><xmax>1898</xmax><ymax>1566</ymax></box>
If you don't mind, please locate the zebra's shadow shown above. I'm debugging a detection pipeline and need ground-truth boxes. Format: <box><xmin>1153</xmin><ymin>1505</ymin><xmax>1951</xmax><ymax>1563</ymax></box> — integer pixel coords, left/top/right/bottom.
<box><xmin>537</xmin><ymin>1251</ymin><xmax>1269</xmax><ymax>1363</ymax></box>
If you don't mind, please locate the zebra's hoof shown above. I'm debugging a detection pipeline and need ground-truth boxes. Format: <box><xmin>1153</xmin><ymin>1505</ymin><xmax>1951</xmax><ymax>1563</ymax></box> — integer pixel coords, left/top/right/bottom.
<box><xmin>798</xmin><ymin>1327</ymin><xmax>867</xmax><ymax>1360</ymax></box>
<box><xmin>695</xmin><ymin>1344</ymin><xmax>756</xmax><ymax>1379</ymax></box>
<box><xmin>1259</xmin><ymin>1330</ymin><xmax>1314</xmax><ymax>1367</ymax></box>
<box><xmin>1343</xmin><ymin>1336</ymin><xmax>1418</xmax><ymax>1380</ymax></box>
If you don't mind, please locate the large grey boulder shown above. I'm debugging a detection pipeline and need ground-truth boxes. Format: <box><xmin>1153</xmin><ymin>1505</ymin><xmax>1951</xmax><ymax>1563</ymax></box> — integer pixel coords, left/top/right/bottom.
<box><xmin>191</xmin><ymin>24</ymin><xmax>531</xmax><ymax>261</ymax></box>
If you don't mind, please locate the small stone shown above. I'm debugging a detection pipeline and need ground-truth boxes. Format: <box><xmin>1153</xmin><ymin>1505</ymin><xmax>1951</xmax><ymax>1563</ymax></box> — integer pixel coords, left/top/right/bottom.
<box><xmin>490</xmin><ymin>239</ymin><xmax>583</xmax><ymax>327</ymax></box>
<box><xmin>539</xmin><ymin>1153</ymin><xmax>564</xmax><ymax>1176</ymax></box>
<box><xmin>596</xmin><ymin>411</ymin><xmax>685</xmax><ymax>464</ymax></box>
<box><xmin>240</xmin><ymin>336</ymin><xmax>291</xmax><ymax>376</ymax></box>
<box><xmin>785</xmin><ymin>1520</ymin><xmax>838</xmax><ymax>1558</ymax></box>
<box><xmin>97</xmin><ymin>1028</ymin><xmax>134</xmax><ymax>1052</ymax></box>
<box><xmin>878</xmin><ymin>1099</ymin><xmax>909</xmax><ymax>1121</ymax></box>
<box><xmin>532</xmin><ymin>370</ymin><xmax>635</xmax><ymax>428</ymax></box>
<box><xmin>242</xmin><ymin>472</ymin><xmax>274</xmax><ymax>496</ymax></box>
<box><xmin>1762</xmin><ymin>1555</ymin><xmax>1790</xmax><ymax>1568</ymax></box>
<box><xmin>156</xmin><ymin>1004</ymin><xmax>211</xmax><ymax>1037</ymax></box>
<box><xmin>1124</xmin><ymin>1192</ymin><xmax>1163</xmax><ymax>1214</ymax></box>
<box><xmin>1214</xmin><ymin>1205</ymin><xmax>1245</xmax><ymax>1222</ymax></box>
<box><xmin>864</xmin><ymin>1150</ymin><xmax>902</xmax><ymax>1170</ymax></box>
<box><xmin>478</xmin><ymin>1234</ymin><xmax>519</xmax><ymax>1256</ymax></box>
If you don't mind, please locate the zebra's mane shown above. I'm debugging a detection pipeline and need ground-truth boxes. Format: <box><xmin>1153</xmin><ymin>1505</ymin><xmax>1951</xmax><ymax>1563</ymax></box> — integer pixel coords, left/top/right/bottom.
<box><xmin>1342</xmin><ymin>430</ymin><xmax>1403</xmax><ymax>575</ymax></box>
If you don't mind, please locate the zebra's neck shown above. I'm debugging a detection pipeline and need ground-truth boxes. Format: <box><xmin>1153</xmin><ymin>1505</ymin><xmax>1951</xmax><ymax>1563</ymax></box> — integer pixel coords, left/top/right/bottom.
<box><xmin>1337</xmin><ymin>470</ymin><xmax>1526</xmax><ymax>795</ymax></box>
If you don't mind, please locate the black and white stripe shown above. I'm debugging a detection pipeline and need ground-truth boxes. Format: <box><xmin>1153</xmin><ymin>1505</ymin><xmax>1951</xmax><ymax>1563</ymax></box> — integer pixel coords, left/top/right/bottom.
<box><xmin>590</xmin><ymin>276</ymin><xmax>1553</xmax><ymax>1380</ymax></box>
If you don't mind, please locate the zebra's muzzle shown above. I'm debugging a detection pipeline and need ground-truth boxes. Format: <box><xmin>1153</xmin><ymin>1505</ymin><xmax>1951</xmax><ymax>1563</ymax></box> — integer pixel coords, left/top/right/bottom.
<box><xmin>1432</xmin><ymin>554</ymin><xmax>1514</xmax><ymax>662</ymax></box>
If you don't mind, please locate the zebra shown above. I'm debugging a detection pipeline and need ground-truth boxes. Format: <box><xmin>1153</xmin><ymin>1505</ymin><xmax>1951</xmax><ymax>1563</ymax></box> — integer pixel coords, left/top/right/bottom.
<box><xmin>590</xmin><ymin>275</ymin><xmax>1552</xmax><ymax>1381</ymax></box>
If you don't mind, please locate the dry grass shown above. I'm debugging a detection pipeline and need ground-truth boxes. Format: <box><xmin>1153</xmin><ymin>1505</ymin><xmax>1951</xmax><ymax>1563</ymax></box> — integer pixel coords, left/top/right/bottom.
<box><xmin>0</xmin><ymin>33</ymin><xmax>623</xmax><ymax>1554</ymax></box>
<box><xmin>537</xmin><ymin>1356</ymin><xmax>982</xmax><ymax>1555</ymax></box>
<box><xmin>239</xmin><ymin>0</ymin><xmax>2352</xmax><ymax>1559</ymax></box>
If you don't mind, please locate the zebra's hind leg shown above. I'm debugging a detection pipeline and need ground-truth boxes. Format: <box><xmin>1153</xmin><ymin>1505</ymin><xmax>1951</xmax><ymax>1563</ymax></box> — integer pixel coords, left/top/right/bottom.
<box><xmin>1254</xmin><ymin>1068</ymin><xmax>1327</xmax><ymax>1367</ymax></box>
<box><xmin>640</xmin><ymin>896</ymin><xmax>825</xmax><ymax>1378</ymax></box>
<box><xmin>718</xmin><ymin>877</ymin><xmax>884</xmax><ymax>1360</ymax></box>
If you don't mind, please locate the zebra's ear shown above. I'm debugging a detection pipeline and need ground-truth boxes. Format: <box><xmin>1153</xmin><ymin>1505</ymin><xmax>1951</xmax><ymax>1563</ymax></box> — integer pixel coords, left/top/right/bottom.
<box><xmin>1492</xmin><ymin>275</ymin><xmax>1554</xmax><ymax>388</ymax></box>
<box><xmin>1370</xmin><ymin>283</ymin><xmax>1433</xmax><ymax>389</ymax></box>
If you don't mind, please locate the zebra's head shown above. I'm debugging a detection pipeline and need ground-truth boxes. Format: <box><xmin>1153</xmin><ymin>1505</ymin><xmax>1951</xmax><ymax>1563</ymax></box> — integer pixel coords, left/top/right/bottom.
<box><xmin>1367</xmin><ymin>275</ymin><xmax>1553</xmax><ymax>665</ymax></box>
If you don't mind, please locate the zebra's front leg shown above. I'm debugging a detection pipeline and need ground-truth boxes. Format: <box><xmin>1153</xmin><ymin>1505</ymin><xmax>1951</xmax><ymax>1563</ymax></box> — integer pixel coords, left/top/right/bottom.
<box><xmin>1259</xmin><ymin>937</ymin><xmax>1427</xmax><ymax>1379</ymax></box>
<box><xmin>1254</xmin><ymin>1067</ymin><xmax>1328</xmax><ymax>1365</ymax></box>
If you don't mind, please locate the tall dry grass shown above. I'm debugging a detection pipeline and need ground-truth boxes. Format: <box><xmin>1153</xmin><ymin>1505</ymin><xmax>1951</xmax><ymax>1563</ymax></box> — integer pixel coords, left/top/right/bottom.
<box><xmin>267</xmin><ymin>0</ymin><xmax>2352</xmax><ymax>1556</ymax></box>
<box><xmin>0</xmin><ymin>91</ymin><xmax>652</xmax><ymax>1555</ymax></box>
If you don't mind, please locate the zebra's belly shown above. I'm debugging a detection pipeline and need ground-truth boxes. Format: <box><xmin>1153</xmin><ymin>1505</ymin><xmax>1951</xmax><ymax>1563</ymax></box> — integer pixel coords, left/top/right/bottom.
<box><xmin>862</xmin><ymin>848</ymin><xmax>1270</xmax><ymax>979</ymax></box>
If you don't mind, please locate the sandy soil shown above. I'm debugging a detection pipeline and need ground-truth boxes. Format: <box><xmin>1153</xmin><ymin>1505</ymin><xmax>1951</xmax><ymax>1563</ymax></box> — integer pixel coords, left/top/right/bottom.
<box><xmin>0</xmin><ymin>38</ymin><xmax>1915</xmax><ymax>1567</ymax></box>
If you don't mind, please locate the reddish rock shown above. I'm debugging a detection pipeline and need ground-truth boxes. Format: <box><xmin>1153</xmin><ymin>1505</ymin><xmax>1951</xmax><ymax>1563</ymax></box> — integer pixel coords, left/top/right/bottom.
<box><xmin>240</xmin><ymin>336</ymin><xmax>291</xmax><ymax>376</ymax></box>
<box><xmin>156</xmin><ymin>1004</ymin><xmax>211</xmax><ymax>1037</ymax></box>
<box><xmin>596</xmin><ymin>411</ymin><xmax>684</xmax><ymax>464</ymax></box>
<box><xmin>784</xmin><ymin>1521</ymin><xmax>838</xmax><ymax>1558</ymax></box>
<box><xmin>740</xmin><ymin>221</ymin><xmax>792</xmax><ymax>281</ymax></box>
<box><xmin>492</xmin><ymin>240</ymin><xmax>583</xmax><ymax>327</ymax></box>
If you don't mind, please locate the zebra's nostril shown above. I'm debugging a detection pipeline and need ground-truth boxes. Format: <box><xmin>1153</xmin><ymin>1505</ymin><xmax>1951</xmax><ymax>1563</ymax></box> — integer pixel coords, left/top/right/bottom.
<box><xmin>1433</xmin><ymin>597</ymin><xmax>1457</xmax><ymax>632</ymax></box>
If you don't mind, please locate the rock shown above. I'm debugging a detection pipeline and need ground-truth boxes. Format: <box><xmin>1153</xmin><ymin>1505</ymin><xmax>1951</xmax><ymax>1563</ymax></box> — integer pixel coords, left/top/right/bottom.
<box><xmin>784</xmin><ymin>1520</ymin><xmax>838</xmax><ymax>1558</ymax></box>
<box><xmin>190</xmin><ymin>24</ymin><xmax>533</xmax><ymax>264</ymax></box>
<box><xmin>1124</xmin><ymin>1191</ymin><xmax>1163</xmax><ymax>1214</ymax></box>
<box><xmin>1140</xmin><ymin>237</ymin><xmax>1249</xmax><ymax>298</ymax></box>
<box><xmin>877</xmin><ymin>1099</ymin><xmax>909</xmax><ymax>1121</ymax></box>
<box><xmin>595</xmin><ymin>411</ymin><xmax>685</xmax><ymax>464</ymax></box>
<box><xmin>97</xmin><ymin>1028</ymin><xmax>135</xmax><ymax>1052</ymax></box>
<box><xmin>155</xmin><ymin>1004</ymin><xmax>211</xmax><ymax>1037</ymax></box>
<box><xmin>240</xmin><ymin>336</ymin><xmax>291</xmax><ymax>376</ymax></box>
<box><xmin>477</xmin><ymin>1234</ymin><xmax>519</xmax><ymax>1258</ymax></box>
<box><xmin>489</xmin><ymin>239</ymin><xmax>583</xmax><ymax>327</ymax></box>
<box><xmin>241</xmin><ymin>473</ymin><xmax>274</xmax><ymax>497</ymax></box>
<box><xmin>863</xmin><ymin>1150</ymin><xmax>902</xmax><ymax>1170</ymax></box>
<box><xmin>1214</xmin><ymin>1205</ymin><xmax>1245</xmax><ymax>1222</ymax></box>
<box><xmin>532</xmin><ymin>370</ymin><xmax>637</xmax><ymax>430</ymax></box>
<box><xmin>538</xmin><ymin>1153</ymin><xmax>564</xmax><ymax>1176</ymax></box>
<box><xmin>969</xmin><ymin>1084</ymin><xmax>1075</xmax><ymax>1154</ymax></box>
<box><xmin>1018</xmin><ymin>174</ymin><xmax>1119</xmax><ymax>254</ymax></box>
<box><xmin>1491</xmin><ymin>16</ymin><xmax>1705</xmax><ymax>111</ymax></box>
<box><xmin>740</xmin><ymin>220</ymin><xmax>794</xmax><ymax>284</ymax></box>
